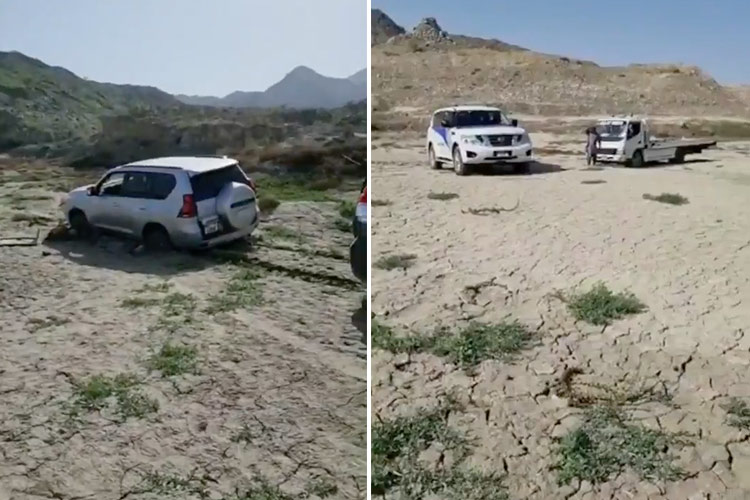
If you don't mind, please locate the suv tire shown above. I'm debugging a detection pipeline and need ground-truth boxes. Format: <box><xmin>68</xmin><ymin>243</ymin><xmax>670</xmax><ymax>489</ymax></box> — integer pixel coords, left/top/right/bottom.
<box><xmin>428</xmin><ymin>145</ymin><xmax>442</xmax><ymax>170</ymax></box>
<box><xmin>143</xmin><ymin>224</ymin><xmax>172</xmax><ymax>252</ymax></box>
<box><xmin>69</xmin><ymin>210</ymin><xmax>91</xmax><ymax>238</ymax></box>
<box><xmin>453</xmin><ymin>146</ymin><xmax>468</xmax><ymax>176</ymax></box>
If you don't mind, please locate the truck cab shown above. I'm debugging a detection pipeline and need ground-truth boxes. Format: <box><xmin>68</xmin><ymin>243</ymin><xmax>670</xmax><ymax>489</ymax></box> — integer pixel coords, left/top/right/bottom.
<box><xmin>594</xmin><ymin>117</ymin><xmax>651</xmax><ymax>164</ymax></box>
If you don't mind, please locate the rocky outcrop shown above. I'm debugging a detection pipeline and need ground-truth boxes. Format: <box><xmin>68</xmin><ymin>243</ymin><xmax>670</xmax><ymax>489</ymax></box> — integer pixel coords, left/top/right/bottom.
<box><xmin>371</xmin><ymin>9</ymin><xmax>406</xmax><ymax>45</ymax></box>
<box><xmin>412</xmin><ymin>17</ymin><xmax>449</xmax><ymax>43</ymax></box>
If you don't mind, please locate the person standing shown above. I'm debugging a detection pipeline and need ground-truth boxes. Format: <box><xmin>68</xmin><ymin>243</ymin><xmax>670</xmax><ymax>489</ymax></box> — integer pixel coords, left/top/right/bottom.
<box><xmin>585</xmin><ymin>126</ymin><xmax>601</xmax><ymax>165</ymax></box>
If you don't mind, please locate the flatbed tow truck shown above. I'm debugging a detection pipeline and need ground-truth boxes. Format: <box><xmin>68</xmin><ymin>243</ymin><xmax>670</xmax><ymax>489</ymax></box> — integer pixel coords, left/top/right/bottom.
<box><xmin>593</xmin><ymin>116</ymin><xmax>716</xmax><ymax>167</ymax></box>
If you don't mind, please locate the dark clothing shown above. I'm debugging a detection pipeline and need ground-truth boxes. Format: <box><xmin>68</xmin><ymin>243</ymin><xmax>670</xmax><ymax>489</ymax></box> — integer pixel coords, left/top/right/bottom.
<box><xmin>586</xmin><ymin>130</ymin><xmax>601</xmax><ymax>165</ymax></box>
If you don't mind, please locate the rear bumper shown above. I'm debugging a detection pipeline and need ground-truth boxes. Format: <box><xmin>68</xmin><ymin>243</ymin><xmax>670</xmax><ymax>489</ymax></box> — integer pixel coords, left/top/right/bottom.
<box><xmin>462</xmin><ymin>144</ymin><xmax>533</xmax><ymax>164</ymax></box>
<box><xmin>171</xmin><ymin>214</ymin><xmax>259</xmax><ymax>249</ymax></box>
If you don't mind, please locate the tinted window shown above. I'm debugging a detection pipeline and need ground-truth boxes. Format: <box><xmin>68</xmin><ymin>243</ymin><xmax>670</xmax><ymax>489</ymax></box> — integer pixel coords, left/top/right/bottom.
<box><xmin>122</xmin><ymin>172</ymin><xmax>151</xmax><ymax>198</ymax></box>
<box><xmin>99</xmin><ymin>172</ymin><xmax>125</xmax><ymax>196</ymax></box>
<box><xmin>190</xmin><ymin>164</ymin><xmax>249</xmax><ymax>202</ymax></box>
<box><xmin>149</xmin><ymin>173</ymin><xmax>177</xmax><ymax>200</ymax></box>
<box><xmin>119</xmin><ymin>172</ymin><xmax>176</xmax><ymax>200</ymax></box>
<box><xmin>455</xmin><ymin>110</ymin><xmax>509</xmax><ymax>128</ymax></box>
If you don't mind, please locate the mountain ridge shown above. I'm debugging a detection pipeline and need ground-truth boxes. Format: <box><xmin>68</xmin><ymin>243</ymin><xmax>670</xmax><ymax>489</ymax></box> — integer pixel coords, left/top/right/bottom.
<box><xmin>175</xmin><ymin>66</ymin><xmax>366</xmax><ymax>109</ymax></box>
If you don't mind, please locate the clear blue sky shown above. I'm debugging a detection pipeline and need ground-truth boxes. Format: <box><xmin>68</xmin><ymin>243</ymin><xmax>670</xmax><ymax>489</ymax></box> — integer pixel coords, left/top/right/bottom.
<box><xmin>0</xmin><ymin>0</ymin><xmax>367</xmax><ymax>96</ymax></box>
<box><xmin>373</xmin><ymin>0</ymin><xmax>750</xmax><ymax>85</ymax></box>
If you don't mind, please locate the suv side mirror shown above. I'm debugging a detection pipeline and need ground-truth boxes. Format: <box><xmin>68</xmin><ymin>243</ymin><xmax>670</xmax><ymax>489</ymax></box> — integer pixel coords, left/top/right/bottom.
<box><xmin>511</xmin><ymin>118</ymin><xmax>519</xmax><ymax>127</ymax></box>
<box><xmin>87</xmin><ymin>186</ymin><xmax>96</xmax><ymax>196</ymax></box>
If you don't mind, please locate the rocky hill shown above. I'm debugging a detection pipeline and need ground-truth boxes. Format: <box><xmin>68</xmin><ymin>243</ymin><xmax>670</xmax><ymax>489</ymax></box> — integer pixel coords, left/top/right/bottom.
<box><xmin>372</xmin><ymin>8</ymin><xmax>405</xmax><ymax>45</ymax></box>
<box><xmin>0</xmin><ymin>51</ymin><xmax>181</xmax><ymax>149</ymax></box>
<box><xmin>0</xmin><ymin>51</ymin><xmax>366</xmax><ymax>166</ymax></box>
<box><xmin>371</xmin><ymin>11</ymin><xmax>750</xmax><ymax>118</ymax></box>
<box><xmin>176</xmin><ymin>66</ymin><xmax>366</xmax><ymax>109</ymax></box>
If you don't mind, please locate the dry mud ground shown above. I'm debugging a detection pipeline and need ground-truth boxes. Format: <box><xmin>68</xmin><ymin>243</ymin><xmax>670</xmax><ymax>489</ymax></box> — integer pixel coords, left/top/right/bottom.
<box><xmin>371</xmin><ymin>131</ymin><xmax>750</xmax><ymax>499</ymax></box>
<box><xmin>0</xmin><ymin>160</ymin><xmax>366</xmax><ymax>500</ymax></box>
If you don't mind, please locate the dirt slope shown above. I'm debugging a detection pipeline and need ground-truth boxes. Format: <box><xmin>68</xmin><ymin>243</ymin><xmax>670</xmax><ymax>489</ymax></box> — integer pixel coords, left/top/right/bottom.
<box><xmin>371</xmin><ymin>11</ymin><xmax>750</xmax><ymax>118</ymax></box>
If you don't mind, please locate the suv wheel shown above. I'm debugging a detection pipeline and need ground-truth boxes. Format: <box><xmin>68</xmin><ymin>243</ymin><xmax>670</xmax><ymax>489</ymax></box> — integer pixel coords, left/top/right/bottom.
<box><xmin>428</xmin><ymin>145</ymin><xmax>441</xmax><ymax>170</ymax></box>
<box><xmin>143</xmin><ymin>225</ymin><xmax>172</xmax><ymax>252</ymax></box>
<box><xmin>453</xmin><ymin>147</ymin><xmax>468</xmax><ymax>176</ymax></box>
<box><xmin>69</xmin><ymin>210</ymin><xmax>91</xmax><ymax>238</ymax></box>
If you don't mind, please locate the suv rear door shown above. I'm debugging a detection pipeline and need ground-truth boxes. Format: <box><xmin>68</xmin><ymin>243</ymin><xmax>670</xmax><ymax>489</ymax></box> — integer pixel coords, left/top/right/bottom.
<box><xmin>189</xmin><ymin>163</ymin><xmax>253</xmax><ymax>234</ymax></box>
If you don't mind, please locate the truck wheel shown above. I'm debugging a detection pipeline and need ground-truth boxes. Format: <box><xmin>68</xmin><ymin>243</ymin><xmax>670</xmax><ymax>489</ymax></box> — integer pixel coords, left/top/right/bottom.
<box><xmin>452</xmin><ymin>147</ymin><xmax>468</xmax><ymax>176</ymax></box>
<box><xmin>629</xmin><ymin>150</ymin><xmax>644</xmax><ymax>168</ymax></box>
<box><xmin>669</xmin><ymin>151</ymin><xmax>685</xmax><ymax>164</ymax></box>
<box><xmin>428</xmin><ymin>145</ymin><xmax>442</xmax><ymax>169</ymax></box>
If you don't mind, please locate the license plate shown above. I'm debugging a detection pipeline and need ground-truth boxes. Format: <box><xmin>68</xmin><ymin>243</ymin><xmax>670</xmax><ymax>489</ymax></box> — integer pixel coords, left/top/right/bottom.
<box><xmin>494</xmin><ymin>151</ymin><xmax>511</xmax><ymax>157</ymax></box>
<box><xmin>204</xmin><ymin>220</ymin><xmax>221</xmax><ymax>234</ymax></box>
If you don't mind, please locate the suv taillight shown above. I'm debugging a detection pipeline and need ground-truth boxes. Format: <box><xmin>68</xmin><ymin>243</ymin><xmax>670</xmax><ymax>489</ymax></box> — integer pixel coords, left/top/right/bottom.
<box><xmin>178</xmin><ymin>194</ymin><xmax>197</xmax><ymax>218</ymax></box>
<box><xmin>355</xmin><ymin>187</ymin><xmax>367</xmax><ymax>223</ymax></box>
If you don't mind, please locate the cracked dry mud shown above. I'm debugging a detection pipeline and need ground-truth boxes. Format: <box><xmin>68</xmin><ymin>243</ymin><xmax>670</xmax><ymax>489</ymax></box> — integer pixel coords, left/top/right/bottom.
<box><xmin>0</xmin><ymin>160</ymin><xmax>366</xmax><ymax>499</ymax></box>
<box><xmin>371</xmin><ymin>132</ymin><xmax>750</xmax><ymax>499</ymax></box>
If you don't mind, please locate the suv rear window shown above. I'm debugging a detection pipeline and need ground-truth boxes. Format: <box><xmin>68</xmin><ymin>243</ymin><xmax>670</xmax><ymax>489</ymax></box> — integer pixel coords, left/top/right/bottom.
<box><xmin>190</xmin><ymin>164</ymin><xmax>250</xmax><ymax>201</ymax></box>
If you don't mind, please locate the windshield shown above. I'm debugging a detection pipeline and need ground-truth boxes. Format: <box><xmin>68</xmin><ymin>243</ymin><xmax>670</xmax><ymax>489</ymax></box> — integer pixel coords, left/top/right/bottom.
<box><xmin>596</xmin><ymin>121</ymin><xmax>626</xmax><ymax>138</ymax></box>
<box><xmin>454</xmin><ymin>110</ymin><xmax>510</xmax><ymax>128</ymax></box>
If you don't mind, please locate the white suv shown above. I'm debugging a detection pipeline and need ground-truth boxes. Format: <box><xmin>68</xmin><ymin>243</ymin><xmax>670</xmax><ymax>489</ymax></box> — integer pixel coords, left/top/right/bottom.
<box><xmin>61</xmin><ymin>156</ymin><xmax>260</xmax><ymax>250</ymax></box>
<box><xmin>426</xmin><ymin>105</ymin><xmax>533</xmax><ymax>175</ymax></box>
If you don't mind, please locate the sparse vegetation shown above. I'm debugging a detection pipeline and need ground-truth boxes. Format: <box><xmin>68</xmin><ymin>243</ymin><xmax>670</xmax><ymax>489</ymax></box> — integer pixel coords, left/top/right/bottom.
<box><xmin>27</xmin><ymin>314</ymin><xmax>70</xmax><ymax>332</ymax></box>
<box><xmin>372</xmin><ymin>199</ymin><xmax>392</xmax><ymax>206</ymax></box>
<box><xmin>555</xmin><ymin>367</ymin><xmax>672</xmax><ymax>408</ymax></box>
<box><xmin>375</xmin><ymin>253</ymin><xmax>417</xmax><ymax>270</ymax></box>
<box><xmin>565</xmin><ymin>282</ymin><xmax>646</xmax><ymax>326</ymax></box>
<box><xmin>372</xmin><ymin>319</ymin><xmax>430</xmax><ymax>354</ymax></box>
<box><xmin>723</xmin><ymin>398</ymin><xmax>750</xmax><ymax>429</ymax></box>
<box><xmin>264</xmin><ymin>224</ymin><xmax>301</xmax><ymax>241</ymax></box>
<box><xmin>205</xmin><ymin>267</ymin><xmax>264</xmax><ymax>314</ymax></box>
<box><xmin>372</xmin><ymin>398</ymin><xmax>507</xmax><ymax>499</ymax></box>
<box><xmin>306</xmin><ymin>477</ymin><xmax>338</xmax><ymax>498</ymax></box>
<box><xmin>372</xmin><ymin>319</ymin><xmax>536</xmax><ymax>368</ymax></box>
<box><xmin>230</xmin><ymin>480</ymin><xmax>296</xmax><ymax>500</ymax></box>
<box><xmin>70</xmin><ymin>374</ymin><xmax>158</xmax><ymax>420</ymax></box>
<box><xmin>161</xmin><ymin>292</ymin><xmax>197</xmax><ymax>317</ymax></box>
<box><xmin>258</xmin><ymin>195</ymin><xmax>281</xmax><ymax>214</ymax></box>
<box><xmin>130</xmin><ymin>471</ymin><xmax>210</xmax><ymax>498</ymax></box>
<box><xmin>427</xmin><ymin>191</ymin><xmax>459</xmax><ymax>201</ymax></box>
<box><xmin>643</xmin><ymin>192</ymin><xmax>689</xmax><ymax>205</ymax></box>
<box><xmin>333</xmin><ymin>217</ymin><xmax>352</xmax><ymax>233</ymax></box>
<box><xmin>121</xmin><ymin>296</ymin><xmax>162</xmax><ymax>308</ymax></box>
<box><xmin>431</xmin><ymin>321</ymin><xmax>537</xmax><ymax>368</ymax></box>
<box><xmin>147</xmin><ymin>342</ymin><xmax>198</xmax><ymax>377</ymax></box>
<box><xmin>256</xmin><ymin>176</ymin><xmax>337</xmax><ymax>203</ymax></box>
<box><xmin>338</xmin><ymin>199</ymin><xmax>356</xmax><ymax>218</ymax></box>
<box><xmin>555</xmin><ymin>405</ymin><xmax>683</xmax><ymax>485</ymax></box>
